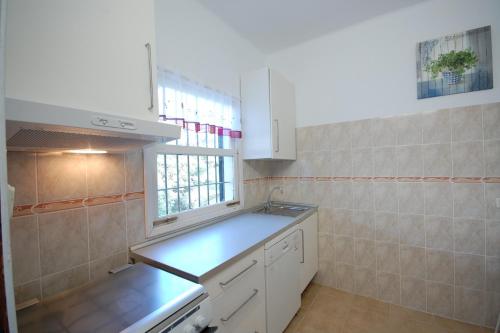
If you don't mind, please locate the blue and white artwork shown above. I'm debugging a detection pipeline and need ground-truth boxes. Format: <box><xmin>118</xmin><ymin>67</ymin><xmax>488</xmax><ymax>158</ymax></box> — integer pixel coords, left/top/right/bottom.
<box><xmin>416</xmin><ymin>26</ymin><xmax>493</xmax><ymax>99</ymax></box>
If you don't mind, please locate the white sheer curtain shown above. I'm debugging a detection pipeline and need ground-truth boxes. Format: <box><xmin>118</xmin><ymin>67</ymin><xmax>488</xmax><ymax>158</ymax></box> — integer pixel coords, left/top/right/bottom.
<box><xmin>157</xmin><ymin>69</ymin><xmax>241</xmax><ymax>135</ymax></box>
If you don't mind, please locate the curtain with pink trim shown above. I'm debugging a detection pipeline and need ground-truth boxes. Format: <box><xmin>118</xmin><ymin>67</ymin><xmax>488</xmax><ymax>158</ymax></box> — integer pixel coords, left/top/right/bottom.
<box><xmin>157</xmin><ymin>69</ymin><xmax>242</xmax><ymax>143</ymax></box>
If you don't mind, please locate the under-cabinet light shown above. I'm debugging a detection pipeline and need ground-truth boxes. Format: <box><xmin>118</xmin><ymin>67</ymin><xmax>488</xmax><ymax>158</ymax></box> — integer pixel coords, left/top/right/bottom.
<box><xmin>65</xmin><ymin>149</ymin><xmax>108</xmax><ymax>154</ymax></box>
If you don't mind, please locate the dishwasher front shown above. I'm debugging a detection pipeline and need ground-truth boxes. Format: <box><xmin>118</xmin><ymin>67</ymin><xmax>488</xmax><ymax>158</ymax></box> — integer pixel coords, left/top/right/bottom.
<box><xmin>265</xmin><ymin>229</ymin><xmax>301</xmax><ymax>333</ymax></box>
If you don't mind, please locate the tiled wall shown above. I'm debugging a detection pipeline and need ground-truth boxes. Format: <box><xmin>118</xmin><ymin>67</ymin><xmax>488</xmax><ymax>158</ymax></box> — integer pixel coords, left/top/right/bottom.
<box><xmin>245</xmin><ymin>102</ymin><xmax>500</xmax><ymax>328</ymax></box>
<box><xmin>7</xmin><ymin>150</ymin><xmax>146</xmax><ymax>304</ymax></box>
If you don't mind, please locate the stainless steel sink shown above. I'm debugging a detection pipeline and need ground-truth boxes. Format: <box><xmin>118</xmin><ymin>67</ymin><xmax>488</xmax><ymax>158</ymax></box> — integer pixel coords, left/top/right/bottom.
<box><xmin>255</xmin><ymin>204</ymin><xmax>308</xmax><ymax>217</ymax></box>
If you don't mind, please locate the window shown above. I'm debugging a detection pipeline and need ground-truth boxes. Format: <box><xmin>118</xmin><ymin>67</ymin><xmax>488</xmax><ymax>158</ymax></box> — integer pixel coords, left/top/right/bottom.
<box><xmin>144</xmin><ymin>70</ymin><xmax>241</xmax><ymax>237</ymax></box>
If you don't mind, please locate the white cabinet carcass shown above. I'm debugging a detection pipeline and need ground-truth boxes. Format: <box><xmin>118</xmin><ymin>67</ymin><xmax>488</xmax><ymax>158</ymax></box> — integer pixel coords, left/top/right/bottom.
<box><xmin>298</xmin><ymin>213</ymin><xmax>319</xmax><ymax>292</ymax></box>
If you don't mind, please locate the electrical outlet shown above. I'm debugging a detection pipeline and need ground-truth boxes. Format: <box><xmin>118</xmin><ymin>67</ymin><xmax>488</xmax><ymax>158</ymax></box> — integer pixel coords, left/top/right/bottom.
<box><xmin>497</xmin><ymin>198</ymin><xmax>500</xmax><ymax>209</ymax></box>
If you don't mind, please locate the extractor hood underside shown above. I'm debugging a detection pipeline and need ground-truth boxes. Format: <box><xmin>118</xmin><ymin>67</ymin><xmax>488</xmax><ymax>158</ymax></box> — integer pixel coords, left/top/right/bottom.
<box><xmin>7</xmin><ymin>125</ymin><xmax>153</xmax><ymax>152</ymax></box>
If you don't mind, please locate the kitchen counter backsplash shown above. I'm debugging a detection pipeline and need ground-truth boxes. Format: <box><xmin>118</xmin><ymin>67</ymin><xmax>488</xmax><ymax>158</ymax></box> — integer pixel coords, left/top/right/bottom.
<box><xmin>8</xmin><ymin>150</ymin><xmax>147</xmax><ymax>304</ymax></box>
<box><xmin>243</xmin><ymin>102</ymin><xmax>500</xmax><ymax>328</ymax></box>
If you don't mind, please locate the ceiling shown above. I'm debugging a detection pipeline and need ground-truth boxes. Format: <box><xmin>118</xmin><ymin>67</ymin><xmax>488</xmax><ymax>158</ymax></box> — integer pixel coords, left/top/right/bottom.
<box><xmin>196</xmin><ymin>0</ymin><xmax>429</xmax><ymax>53</ymax></box>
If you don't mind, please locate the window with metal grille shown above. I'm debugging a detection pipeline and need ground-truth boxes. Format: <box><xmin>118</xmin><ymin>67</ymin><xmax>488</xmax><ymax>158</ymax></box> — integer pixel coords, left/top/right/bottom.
<box><xmin>143</xmin><ymin>70</ymin><xmax>241</xmax><ymax>237</ymax></box>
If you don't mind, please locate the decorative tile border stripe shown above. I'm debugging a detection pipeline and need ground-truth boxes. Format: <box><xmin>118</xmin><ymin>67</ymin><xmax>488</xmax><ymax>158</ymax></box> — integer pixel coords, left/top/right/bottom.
<box><xmin>12</xmin><ymin>191</ymin><xmax>145</xmax><ymax>217</ymax></box>
<box><xmin>247</xmin><ymin>176</ymin><xmax>500</xmax><ymax>184</ymax></box>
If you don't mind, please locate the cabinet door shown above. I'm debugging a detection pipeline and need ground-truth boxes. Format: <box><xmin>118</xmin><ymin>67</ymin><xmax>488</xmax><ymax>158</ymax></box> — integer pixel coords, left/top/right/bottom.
<box><xmin>299</xmin><ymin>213</ymin><xmax>319</xmax><ymax>292</ymax></box>
<box><xmin>269</xmin><ymin>69</ymin><xmax>296</xmax><ymax>160</ymax></box>
<box><xmin>6</xmin><ymin>0</ymin><xmax>158</xmax><ymax>121</ymax></box>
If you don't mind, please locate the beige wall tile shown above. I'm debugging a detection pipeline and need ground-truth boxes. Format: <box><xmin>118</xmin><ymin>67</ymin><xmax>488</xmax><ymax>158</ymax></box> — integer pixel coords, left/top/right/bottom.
<box><xmin>352</xmin><ymin>182</ymin><xmax>373</xmax><ymax>211</ymax></box>
<box><xmin>7</xmin><ymin>152</ymin><xmax>37</xmax><ymax>205</ymax></box>
<box><xmin>485</xmin><ymin>140</ymin><xmax>500</xmax><ymax>177</ymax></box>
<box><xmin>373</xmin><ymin>147</ymin><xmax>396</xmax><ymax>177</ymax></box>
<box><xmin>331</xmin><ymin>181</ymin><xmax>353</xmax><ymax>209</ymax></box>
<box><xmin>331</xmin><ymin>149</ymin><xmax>352</xmax><ymax>177</ymax></box>
<box><xmin>454</xmin><ymin>287</ymin><xmax>484</xmax><ymax>325</ymax></box>
<box><xmin>451</xmin><ymin>105</ymin><xmax>483</xmax><ymax>143</ymax></box>
<box><xmin>90</xmin><ymin>252</ymin><xmax>128</xmax><ymax>281</ymax></box>
<box><xmin>486</xmin><ymin>220</ymin><xmax>500</xmax><ymax>257</ymax></box>
<box><xmin>38</xmin><ymin>209</ymin><xmax>88</xmax><ymax>275</ymax></box>
<box><xmin>88</xmin><ymin>203</ymin><xmax>126</xmax><ymax>260</ymax></box>
<box><xmin>352</xmin><ymin>210</ymin><xmax>375</xmax><ymax>240</ymax></box>
<box><xmin>397</xmin><ymin>146</ymin><xmax>423</xmax><ymax>177</ymax></box>
<box><xmin>427</xmin><ymin>282</ymin><xmax>453</xmax><ymax>318</ymax></box>
<box><xmin>423</xmin><ymin>144</ymin><xmax>451</xmax><ymax>177</ymax></box>
<box><xmin>352</xmin><ymin>148</ymin><xmax>372</xmax><ymax>177</ymax></box>
<box><xmin>455</xmin><ymin>254</ymin><xmax>484</xmax><ymax>290</ymax></box>
<box><xmin>313</xmin><ymin>181</ymin><xmax>332</xmax><ymax>208</ymax></box>
<box><xmin>396</xmin><ymin>114</ymin><xmax>423</xmax><ymax>146</ymax></box>
<box><xmin>454</xmin><ymin>218</ymin><xmax>485</xmax><ymax>255</ymax></box>
<box><xmin>424</xmin><ymin>182</ymin><xmax>452</xmax><ymax>217</ymax></box>
<box><xmin>298</xmin><ymin>151</ymin><xmax>314</xmax><ymax>177</ymax></box>
<box><xmin>14</xmin><ymin>280</ymin><xmax>41</xmax><ymax>305</ymax></box>
<box><xmin>423</xmin><ymin>109</ymin><xmax>451</xmax><ymax>144</ymax></box>
<box><xmin>353</xmin><ymin>266</ymin><xmax>377</xmax><ymax>297</ymax></box>
<box><xmin>318</xmin><ymin>234</ymin><xmax>335</xmax><ymax>260</ymax></box>
<box><xmin>313</xmin><ymin>152</ymin><xmax>332</xmax><ymax>177</ymax></box>
<box><xmin>485</xmin><ymin>184</ymin><xmax>500</xmax><ymax>220</ymax></box>
<box><xmin>335</xmin><ymin>263</ymin><xmax>354</xmax><ymax>292</ymax></box>
<box><xmin>400</xmin><ymin>245</ymin><xmax>426</xmax><ymax>279</ymax></box>
<box><xmin>483</xmin><ymin>102</ymin><xmax>500</xmax><ymax>140</ymax></box>
<box><xmin>10</xmin><ymin>216</ymin><xmax>40</xmax><ymax>286</ymax></box>
<box><xmin>296</xmin><ymin>127</ymin><xmax>313</xmax><ymax>152</ymax></box>
<box><xmin>318</xmin><ymin>207</ymin><xmax>334</xmax><ymax>234</ymax></box>
<box><xmin>125</xmin><ymin>150</ymin><xmax>144</xmax><ymax>192</ymax></box>
<box><xmin>41</xmin><ymin>264</ymin><xmax>89</xmax><ymax>298</ymax></box>
<box><xmin>373</xmin><ymin>182</ymin><xmax>397</xmax><ymax>212</ymax></box>
<box><xmin>126</xmin><ymin>199</ymin><xmax>146</xmax><ymax>246</ymax></box>
<box><xmin>37</xmin><ymin>153</ymin><xmax>87</xmax><ymax>202</ymax></box>
<box><xmin>311</xmin><ymin>124</ymin><xmax>331</xmax><ymax>152</ymax></box>
<box><xmin>375</xmin><ymin>212</ymin><xmax>399</xmax><ymax>243</ymax></box>
<box><xmin>485</xmin><ymin>291</ymin><xmax>500</xmax><ymax>328</ymax></box>
<box><xmin>330</xmin><ymin>122</ymin><xmax>351</xmax><ymax>151</ymax></box>
<box><xmin>425</xmin><ymin>216</ymin><xmax>453</xmax><ymax>251</ymax></box>
<box><xmin>398</xmin><ymin>182</ymin><xmax>424</xmax><ymax>215</ymax></box>
<box><xmin>398</xmin><ymin>217</ymin><xmax>424</xmax><ymax>251</ymax></box>
<box><xmin>486</xmin><ymin>256</ymin><xmax>500</xmax><ymax>292</ymax></box>
<box><xmin>453</xmin><ymin>183</ymin><xmax>485</xmax><ymax>219</ymax></box>
<box><xmin>87</xmin><ymin>153</ymin><xmax>125</xmax><ymax>197</ymax></box>
<box><xmin>377</xmin><ymin>272</ymin><xmax>400</xmax><ymax>304</ymax></box>
<box><xmin>427</xmin><ymin>249</ymin><xmax>454</xmax><ymax>284</ymax></box>
<box><xmin>452</xmin><ymin>141</ymin><xmax>485</xmax><ymax>177</ymax></box>
<box><xmin>333</xmin><ymin>209</ymin><xmax>353</xmax><ymax>236</ymax></box>
<box><xmin>350</xmin><ymin>119</ymin><xmax>372</xmax><ymax>148</ymax></box>
<box><xmin>354</xmin><ymin>239</ymin><xmax>376</xmax><ymax>269</ymax></box>
<box><xmin>335</xmin><ymin>235</ymin><xmax>354</xmax><ymax>264</ymax></box>
<box><xmin>314</xmin><ymin>259</ymin><xmax>336</xmax><ymax>288</ymax></box>
<box><xmin>376</xmin><ymin>242</ymin><xmax>399</xmax><ymax>274</ymax></box>
<box><xmin>371</xmin><ymin>117</ymin><xmax>397</xmax><ymax>147</ymax></box>
<box><xmin>401</xmin><ymin>276</ymin><xmax>426</xmax><ymax>311</ymax></box>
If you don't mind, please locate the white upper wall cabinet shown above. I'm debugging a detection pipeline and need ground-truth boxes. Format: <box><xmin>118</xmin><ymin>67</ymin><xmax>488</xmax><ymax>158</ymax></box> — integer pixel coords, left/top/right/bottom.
<box><xmin>5</xmin><ymin>0</ymin><xmax>158</xmax><ymax>121</ymax></box>
<box><xmin>241</xmin><ymin>68</ymin><xmax>296</xmax><ymax>160</ymax></box>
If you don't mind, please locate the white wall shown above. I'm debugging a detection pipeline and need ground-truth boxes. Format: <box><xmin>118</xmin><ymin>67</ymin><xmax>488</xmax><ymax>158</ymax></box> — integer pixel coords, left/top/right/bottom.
<box><xmin>267</xmin><ymin>0</ymin><xmax>500</xmax><ymax>127</ymax></box>
<box><xmin>155</xmin><ymin>0</ymin><xmax>265</xmax><ymax>98</ymax></box>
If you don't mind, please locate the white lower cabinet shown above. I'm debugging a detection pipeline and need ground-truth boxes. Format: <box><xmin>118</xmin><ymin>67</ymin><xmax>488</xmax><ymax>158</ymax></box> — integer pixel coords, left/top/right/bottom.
<box><xmin>203</xmin><ymin>247</ymin><xmax>266</xmax><ymax>333</ymax></box>
<box><xmin>298</xmin><ymin>213</ymin><xmax>319</xmax><ymax>292</ymax></box>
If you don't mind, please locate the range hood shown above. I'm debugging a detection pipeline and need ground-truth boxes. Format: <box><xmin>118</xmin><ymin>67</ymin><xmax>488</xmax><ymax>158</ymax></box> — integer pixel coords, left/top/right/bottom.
<box><xmin>5</xmin><ymin>98</ymin><xmax>181</xmax><ymax>152</ymax></box>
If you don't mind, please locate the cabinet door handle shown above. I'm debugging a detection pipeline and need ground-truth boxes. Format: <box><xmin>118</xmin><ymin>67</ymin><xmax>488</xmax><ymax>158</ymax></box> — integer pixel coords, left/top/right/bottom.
<box><xmin>220</xmin><ymin>289</ymin><xmax>258</xmax><ymax>323</ymax></box>
<box><xmin>300</xmin><ymin>229</ymin><xmax>305</xmax><ymax>264</ymax></box>
<box><xmin>275</xmin><ymin>119</ymin><xmax>280</xmax><ymax>152</ymax></box>
<box><xmin>219</xmin><ymin>260</ymin><xmax>257</xmax><ymax>287</ymax></box>
<box><xmin>145</xmin><ymin>42</ymin><xmax>154</xmax><ymax>111</ymax></box>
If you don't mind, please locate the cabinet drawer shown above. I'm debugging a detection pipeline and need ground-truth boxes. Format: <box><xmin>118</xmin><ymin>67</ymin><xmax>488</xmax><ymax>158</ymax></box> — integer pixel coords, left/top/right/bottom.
<box><xmin>203</xmin><ymin>247</ymin><xmax>265</xmax><ymax>299</ymax></box>
<box><xmin>211</xmin><ymin>277</ymin><xmax>266</xmax><ymax>333</ymax></box>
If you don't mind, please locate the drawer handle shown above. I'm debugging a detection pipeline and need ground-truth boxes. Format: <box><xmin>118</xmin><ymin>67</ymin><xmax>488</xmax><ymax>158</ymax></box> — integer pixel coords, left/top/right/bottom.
<box><xmin>220</xmin><ymin>289</ymin><xmax>258</xmax><ymax>323</ymax></box>
<box><xmin>219</xmin><ymin>260</ymin><xmax>258</xmax><ymax>287</ymax></box>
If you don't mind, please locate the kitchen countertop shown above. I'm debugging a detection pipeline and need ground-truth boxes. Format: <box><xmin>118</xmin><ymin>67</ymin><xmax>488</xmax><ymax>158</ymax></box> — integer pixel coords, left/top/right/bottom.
<box><xmin>131</xmin><ymin>204</ymin><xmax>317</xmax><ymax>283</ymax></box>
<box><xmin>16</xmin><ymin>263</ymin><xmax>204</xmax><ymax>333</ymax></box>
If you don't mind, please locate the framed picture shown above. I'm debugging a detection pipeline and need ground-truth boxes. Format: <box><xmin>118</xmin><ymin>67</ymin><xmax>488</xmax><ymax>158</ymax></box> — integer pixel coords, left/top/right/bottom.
<box><xmin>416</xmin><ymin>26</ymin><xmax>493</xmax><ymax>99</ymax></box>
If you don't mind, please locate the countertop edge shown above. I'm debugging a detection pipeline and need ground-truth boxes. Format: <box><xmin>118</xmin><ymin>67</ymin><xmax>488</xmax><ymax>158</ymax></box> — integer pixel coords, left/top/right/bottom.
<box><xmin>130</xmin><ymin>203</ymin><xmax>318</xmax><ymax>284</ymax></box>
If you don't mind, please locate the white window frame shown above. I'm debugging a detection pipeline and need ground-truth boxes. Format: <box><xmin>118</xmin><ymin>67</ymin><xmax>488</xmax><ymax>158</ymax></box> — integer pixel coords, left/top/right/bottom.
<box><xmin>143</xmin><ymin>143</ymin><xmax>241</xmax><ymax>238</ymax></box>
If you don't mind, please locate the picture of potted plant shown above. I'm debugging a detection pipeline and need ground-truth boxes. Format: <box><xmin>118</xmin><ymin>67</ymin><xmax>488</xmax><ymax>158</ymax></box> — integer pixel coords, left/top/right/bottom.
<box><xmin>425</xmin><ymin>49</ymin><xmax>478</xmax><ymax>85</ymax></box>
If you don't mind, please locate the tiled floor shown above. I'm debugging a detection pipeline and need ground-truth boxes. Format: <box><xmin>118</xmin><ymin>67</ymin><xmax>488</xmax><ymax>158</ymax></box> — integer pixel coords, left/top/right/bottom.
<box><xmin>284</xmin><ymin>284</ymin><xmax>494</xmax><ymax>333</ymax></box>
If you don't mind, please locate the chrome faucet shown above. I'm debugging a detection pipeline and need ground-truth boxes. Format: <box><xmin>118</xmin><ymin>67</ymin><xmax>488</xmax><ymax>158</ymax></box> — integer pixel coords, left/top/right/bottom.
<box><xmin>266</xmin><ymin>186</ymin><xmax>283</xmax><ymax>210</ymax></box>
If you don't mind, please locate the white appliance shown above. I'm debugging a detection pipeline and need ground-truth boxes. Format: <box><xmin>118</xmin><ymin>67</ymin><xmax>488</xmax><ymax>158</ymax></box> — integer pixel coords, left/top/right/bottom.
<box><xmin>265</xmin><ymin>228</ymin><xmax>301</xmax><ymax>333</ymax></box>
<box><xmin>5</xmin><ymin>98</ymin><xmax>181</xmax><ymax>152</ymax></box>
